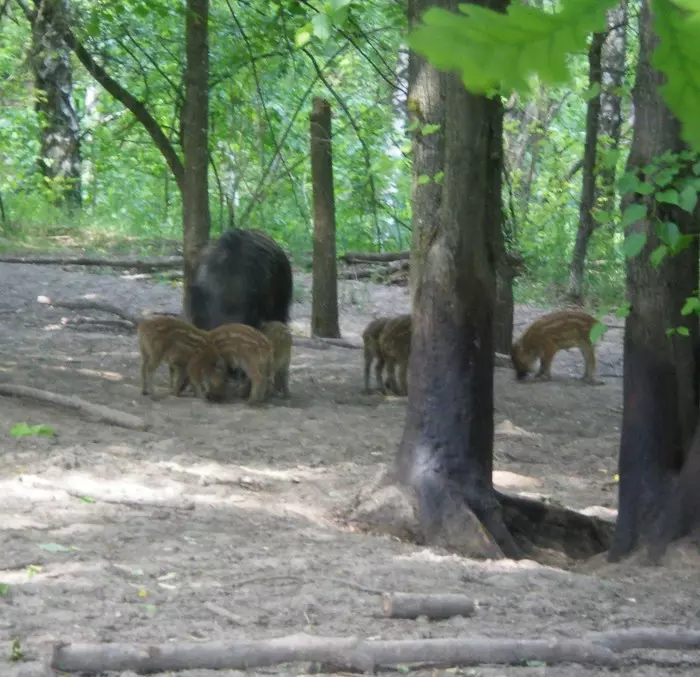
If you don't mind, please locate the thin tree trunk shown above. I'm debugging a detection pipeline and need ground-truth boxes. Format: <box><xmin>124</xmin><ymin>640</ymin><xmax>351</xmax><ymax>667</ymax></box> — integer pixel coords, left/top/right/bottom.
<box><xmin>392</xmin><ymin>0</ymin><xmax>521</xmax><ymax>559</ymax></box>
<box><xmin>567</xmin><ymin>33</ymin><xmax>604</xmax><ymax>303</ymax></box>
<box><xmin>28</xmin><ymin>0</ymin><xmax>81</xmax><ymax>209</ymax></box>
<box><xmin>598</xmin><ymin>1</ymin><xmax>628</xmax><ymax>214</ymax></box>
<box><xmin>181</xmin><ymin>0</ymin><xmax>211</xmax><ymax>314</ymax></box>
<box><xmin>494</xmin><ymin>252</ymin><xmax>524</xmax><ymax>354</ymax></box>
<box><xmin>609</xmin><ymin>0</ymin><xmax>700</xmax><ymax>562</ymax></box>
<box><xmin>310</xmin><ymin>97</ymin><xmax>340</xmax><ymax>338</ymax></box>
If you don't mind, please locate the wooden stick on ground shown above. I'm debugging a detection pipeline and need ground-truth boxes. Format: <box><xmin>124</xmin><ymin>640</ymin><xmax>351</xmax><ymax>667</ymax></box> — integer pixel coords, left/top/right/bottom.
<box><xmin>381</xmin><ymin>592</ymin><xmax>477</xmax><ymax>619</ymax></box>
<box><xmin>51</xmin><ymin>632</ymin><xmax>620</xmax><ymax>674</ymax></box>
<box><xmin>0</xmin><ymin>384</ymin><xmax>149</xmax><ymax>431</ymax></box>
<box><xmin>0</xmin><ymin>254</ymin><xmax>183</xmax><ymax>270</ymax></box>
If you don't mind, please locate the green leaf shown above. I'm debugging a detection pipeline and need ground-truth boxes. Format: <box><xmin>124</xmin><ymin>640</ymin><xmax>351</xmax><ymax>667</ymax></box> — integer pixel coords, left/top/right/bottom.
<box><xmin>651</xmin><ymin>245</ymin><xmax>669</xmax><ymax>268</ymax></box>
<box><xmin>677</xmin><ymin>325</ymin><xmax>691</xmax><ymax>336</ymax></box>
<box><xmin>408</xmin><ymin>0</ymin><xmax>620</xmax><ymax>97</ymax></box>
<box><xmin>623</xmin><ymin>233</ymin><xmax>647</xmax><ymax>258</ymax></box>
<box><xmin>589</xmin><ymin>322</ymin><xmax>608</xmax><ymax>345</ymax></box>
<box><xmin>312</xmin><ymin>13</ymin><xmax>333</xmax><ymax>40</ymax></box>
<box><xmin>433</xmin><ymin>170</ymin><xmax>445</xmax><ymax>183</ymax></box>
<box><xmin>405</xmin><ymin>120</ymin><xmax>420</xmax><ymax>132</ymax></box>
<box><xmin>9</xmin><ymin>423</ymin><xmax>55</xmax><ymax>438</ymax></box>
<box><xmin>421</xmin><ymin>123</ymin><xmax>441</xmax><ymax>135</ymax></box>
<box><xmin>652</xmin><ymin>0</ymin><xmax>700</xmax><ymax>152</ymax></box>
<box><xmin>620</xmin><ymin>204</ymin><xmax>647</xmax><ymax>228</ymax></box>
<box><xmin>593</xmin><ymin>209</ymin><xmax>614</xmax><ymax>225</ymax></box>
<box><xmin>584</xmin><ymin>82</ymin><xmax>601</xmax><ymax>100</ymax></box>
<box><xmin>679</xmin><ymin>184</ymin><xmax>698</xmax><ymax>213</ymax></box>
<box><xmin>417</xmin><ymin>174</ymin><xmax>432</xmax><ymax>185</ymax></box>
<box><xmin>655</xmin><ymin>220</ymin><xmax>681</xmax><ymax>248</ymax></box>
<box><xmin>656</xmin><ymin>189</ymin><xmax>680</xmax><ymax>206</ymax></box>
<box><xmin>615</xmin><ymin>302</ymin><xmax>632</xmax><ymax>319</ymax></box>
<box><xmin>295</xmin><ymin>24</ymin><xmax>313</xmax><ymax>47</ymax></box>
<box><xmin>617</xmin><ymin>171</ymin><xmax>642</xmax><ymax>195</ymax></box>
<box><xmin>681</xmin><ymin>296</ymin><xmax>700</xmax><ymax>316</ymax></box>
<box><xmin>693</xmin><ymin>161</ymin><xmax>700</xmax><ymax>176</ymax></box>
<box><xmin>0</xmin><ymin>583</ymin><xmax>9</xmax><ymax>596</ymax></box>
<box><xmin>636</xmin><ymin>182</ymin><xmax>656</xmax><ymax>195</ymax></box>
<box><xmin>653</xmin><ymin>167</ymin><xmax>679</xmax><ymax>187</ymax></box>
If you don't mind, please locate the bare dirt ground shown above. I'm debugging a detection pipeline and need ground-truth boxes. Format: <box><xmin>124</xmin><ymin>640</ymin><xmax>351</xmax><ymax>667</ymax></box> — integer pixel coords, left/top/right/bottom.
<box><xmin>1</xmin><ymin>261</ymin><xmax>700</xmax><ymax>676</ymax></box>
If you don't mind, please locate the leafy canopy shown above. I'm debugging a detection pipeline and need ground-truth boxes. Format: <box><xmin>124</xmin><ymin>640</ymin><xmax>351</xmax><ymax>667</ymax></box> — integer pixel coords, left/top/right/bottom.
<box><xmin>408</xmin><ymin>0</ymin><xmax>700</xmax><ymax>151</ymax></box>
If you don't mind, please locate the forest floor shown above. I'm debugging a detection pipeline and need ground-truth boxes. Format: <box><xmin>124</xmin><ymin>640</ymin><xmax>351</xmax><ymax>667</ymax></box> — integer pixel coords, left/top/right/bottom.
<box><xmin>1</xmin><ymin>259</ymin><xmax>700</xmax><ymax>676</ymax></box>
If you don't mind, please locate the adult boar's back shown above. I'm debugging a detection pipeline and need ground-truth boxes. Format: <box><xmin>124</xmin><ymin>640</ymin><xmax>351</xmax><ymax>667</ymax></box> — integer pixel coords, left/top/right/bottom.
<box><xmin>186</xmin><ymin>229</ymin><xmax>293</xmax><ymax>331</ymax></box>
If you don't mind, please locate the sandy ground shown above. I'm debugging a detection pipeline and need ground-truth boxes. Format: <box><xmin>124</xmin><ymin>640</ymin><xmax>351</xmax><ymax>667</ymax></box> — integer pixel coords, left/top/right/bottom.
<box><xmin>1</xmin><ymin>260</ymin><xmax>699</xmax><ymax>676</ymax></box>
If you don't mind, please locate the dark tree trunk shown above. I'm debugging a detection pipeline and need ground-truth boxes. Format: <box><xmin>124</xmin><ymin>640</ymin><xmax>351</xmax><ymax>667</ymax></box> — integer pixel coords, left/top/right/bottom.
<box><xmin>393</xmin><ymin>0</ymin><xmax>521</xmax><ymax>559</ymax></box>
<box><xmin>609</xmin><ymin>0</ymin><xmax>700</xmax><ymax>563</ymax></box>
<box><xmin>181</xmin><ymin>0</ymin><xmax>211</xmax><ymax>314</ymax></box>
<box><xmin>28</xmin><ymin>0</ymin><xmax>81</xmax><ymax>209</ymax></box>
<box><xmin>310</xmin><ymin>97</ymin><xmax>340</xmax><ymax>338</ymax></box>
<box><xmin>598</xmin><ymin>1</ymin><xmax>628</xmax><ymax>214</ymax></box>
<box><xmin>567</xmin><ymin>33</ymin><xmax>604</xmax><ymax>303</ymax></box>
<box><xmin>494</xmin><ymin>251</ymin><xmax>524</xmax><ymax>354</ymax></box>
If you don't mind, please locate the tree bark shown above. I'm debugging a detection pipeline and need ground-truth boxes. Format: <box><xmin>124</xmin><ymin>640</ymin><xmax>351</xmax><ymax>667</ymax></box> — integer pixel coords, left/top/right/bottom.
<box><xmin>26</xmin><ymin>0</ymin><xmax>81</xmax><ymax>209</ymax></box>
<box><xmin>310</xmin><ymin>97</ymin><xmax>340</xmax><ymax>338</ymax></box>
<box><xmin>567</xmin><ymin>33</ymin><xmax>604</xmax><ymax>303</ymax></box>
<box><xmin>181</xmin><ymin>0</ymin><xmax>211</xmax><ymax>315</ymax></box>
<box><xmin>609</xmin><ymin>0</ymin><xmax>700</xmax><ymax>562</ymax></box>
<box><xmin>392</xmin><ymin>0</ymin><xmax>521</xmax><ymax>559</ymax></box>
<box><xmin>493</xmin><ymin>252</ymin><xmax>524</xmax><ymax>354</ymax></box>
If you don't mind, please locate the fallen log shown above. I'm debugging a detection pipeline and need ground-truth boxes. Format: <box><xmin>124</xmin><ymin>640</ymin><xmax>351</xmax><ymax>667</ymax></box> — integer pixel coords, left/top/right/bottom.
<box><xmin>50</xmin><ymin>632</ymin><xmax>620</xmax><ymax>673</ymax></box>
<box><xmin>341</xmin><ymin>251</ymin><xmax>410</xmax><ymax>264</ymax></box>
<box><xmin>293</xmin><ymin>336</ymin><xmax>362</xmax><ymax>350</ymax></box>
<box><xmin>0</xmin><ymin>384</ymin><xmax>150</xmax><ymax>431</ymax></box>
<box><xmin>339</xmin><ymin>260</ymin><xmax>409</xmax><ymax>281</ymax></box>
<box><xmin>0</xmin><ymin>254</ymin><xmax>183</xmax><ymax>271</ymax></box>
<box><xmin>381</xmin><ymin>592</ymin><xmax>477</xmax><ymax>619</ymax></box>
<box><xmin>494</xmin><ymin>352</ymin><xmax>512</xmax><ymax>369</ymax></box>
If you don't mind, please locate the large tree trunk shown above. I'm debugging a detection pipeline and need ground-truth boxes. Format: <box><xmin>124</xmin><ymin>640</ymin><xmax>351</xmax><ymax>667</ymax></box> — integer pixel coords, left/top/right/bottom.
<box><xmin>181</xmin><ymin>0</ymin><xmax>211</xmax><ymax>314</ymax></box>
<box><xmin>392</xmin><ymin>0</ymin><xmax>521</xmax><ymax>559</ymax></box>
<box><xmin>28</xmin><ymin>0</ymin><xmax>81</xmax><ymax>209</ymax></box>
<box><xmin>609</xmin><ymin>0</ymin><xmax>700</xmax><ymax>563</ymax></box>
<box><xmin>310</xmin><ymin>97</ymin><xmax>340</xmax><ymax>338</ymax></box>
<box><xmin>598</xmin><ymin>1</ymin><xmax>628</xmax><ymax>214</ymax></box>
<box><xmin>567</xmin><ymin>33</ymin><xmax>604</xmax><ymax>303</ymax></box>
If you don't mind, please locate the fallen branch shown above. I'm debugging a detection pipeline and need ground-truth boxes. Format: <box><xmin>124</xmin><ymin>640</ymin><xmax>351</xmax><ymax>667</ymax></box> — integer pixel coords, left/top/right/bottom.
<box><xmin>339</xmin><ymin>260</ymin><xmax>409</xmax><ymax>281</ymax></box>
<box><xmin>0</xmin><ymin>384</ymin><xmax>149</xmax><ymax>431</ymax></box>
<box><xmin>341</xmin><ymin>251</ymin><xmax>410</xmax><ymax>264</ymax></box>
<box><xmin>494</xmin><ymin>352</ymin><xmax>512</xmax><ymax>368</ymax></box>
<box><xmin>293</xmin><ymin>336</ymin><xmax>363</xmax><ymax>350</ymax></box>
<box><xmin>381</xmin><ymin>593</ymin><xmax>476</xmax><ymax>620</ymax></box>
<box><xmin>120</xmin><ymin>270</ymin><xmax>184</xmax><ymax>281</ymax></box>
<box><xmin>0</xmin><ymin>254</ymin><xmax>183</xmax><ymax>271</ymax></box>
<box><xmin>61</xmin><ymin>316</ymin><xmax>137</xmax><ymax>333</ymax></box>
<box><xmin>587</xmin><ymin>627</ymin><xmax>700</xmax><ymax>652</ymax></box>
<box><xmin>38</xmin><ymin>295</ymin><xmax>141</xmax><ymax>326</ymax></box>
<box><xmin>51</xmin><ymin>632</ymin><xmax>620</xmax><ymax>673</ymax></box>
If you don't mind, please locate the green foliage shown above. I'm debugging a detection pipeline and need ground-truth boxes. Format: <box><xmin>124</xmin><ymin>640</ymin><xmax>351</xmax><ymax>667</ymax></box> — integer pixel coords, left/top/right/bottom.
<box><xmin>9</xmin><ymin>422</ymin><xmax>55</xmax><ymax>438</ymax></box>
<box><xmin>409</xmin><ymin>0</ymin><xmax>700</xmax><ymax>153</ymax></box>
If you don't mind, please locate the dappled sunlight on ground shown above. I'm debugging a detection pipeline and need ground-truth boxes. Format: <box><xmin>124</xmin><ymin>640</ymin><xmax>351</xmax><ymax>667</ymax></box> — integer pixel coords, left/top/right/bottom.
<box><xmin>1</xmin><ymin>263</ymin><xmax>698</xmax><ymax>675</ymax></box>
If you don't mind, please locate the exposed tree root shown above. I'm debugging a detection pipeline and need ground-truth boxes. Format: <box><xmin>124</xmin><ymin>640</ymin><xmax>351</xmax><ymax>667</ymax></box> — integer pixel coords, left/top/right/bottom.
<box><xmin>0</xmin><ymin>254</ymin><xmax>183</xmax><ymax>270</ymax></box>
<box><xmin>0</xmin><ymin>384</ymin><xmax>149</xmax><ymax>431</ymax></box>
<box><xmin>346</xmin><ymin>468</ymin><xmax>613</xmax><ymax>564</ymax></box>
<box><xmin>51</xmin><ymin>632</ymin><xmax>622</xmax><ymax>673</ymax></box>
<box><xmin>499</xmin><ymin>492</ymin><xmax>614</xmax><ymax>561</ymax></box>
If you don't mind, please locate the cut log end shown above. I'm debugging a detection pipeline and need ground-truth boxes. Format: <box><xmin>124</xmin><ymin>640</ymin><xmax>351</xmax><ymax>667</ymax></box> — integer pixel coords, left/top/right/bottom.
<box><xmin>381</xmin><ymin>592</ymin><xmax>477</xmax><ymax>619</ymax></box>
